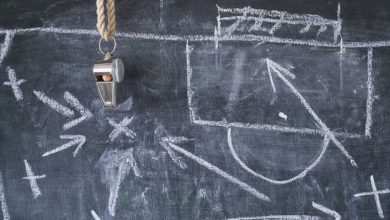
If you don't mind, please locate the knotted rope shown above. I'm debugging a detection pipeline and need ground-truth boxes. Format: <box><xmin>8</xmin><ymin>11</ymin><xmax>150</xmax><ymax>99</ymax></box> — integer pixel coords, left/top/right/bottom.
<box><xmin>96</xmin><ymin>0</ymin><xmax>116</xmax><ymax>41</ymax></box>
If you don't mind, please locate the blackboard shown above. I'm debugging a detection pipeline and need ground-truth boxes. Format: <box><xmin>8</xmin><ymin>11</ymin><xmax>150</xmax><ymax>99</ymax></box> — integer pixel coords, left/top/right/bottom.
<box><xmin>1</xmin><ymin>0</ymin><xmax>390</xmax><ymax>219</ymax></box>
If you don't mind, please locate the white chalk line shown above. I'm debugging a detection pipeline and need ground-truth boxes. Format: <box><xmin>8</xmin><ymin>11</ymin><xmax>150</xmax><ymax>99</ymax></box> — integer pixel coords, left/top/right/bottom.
<box><xmin>90</xmin><ymin>210</ymin><xmax>101</xmax><ymax>220</ymax></box>
<box><xmin>33</xmin><ymin>90</ymin><xmax>75</xmax><ymax>117</ymax></box>
<box><xmin>0</xmin><ymin>172</ymin><xmax>10</xmax><ymax>220</ymax></box>
<box><xmin>226</xmin><ymin>215</ymin><xmax>321</xmax><ymax>220</ymax></box>
<box><xmin>165</xmin><ymin>141</ymin><xmax>271</xmax><ymax>202</ymax></box>
<box><xmin>228</xmin><ymin>128</ymin><xmax>330</xmax><ymax>184</ymax></box>
<box><xmin>266</xmin><ymin>58</ymin><xmax>357</xmax><ymax>167</ymax></box>
<box><xmin>354</xmin><ymin>189</ymin><xmax>390</xmax><ymax>197</ymax></box>
<box><xmin>0</xmin><ymin>31</ymin><xmax>14</xmax><ymax>66</ymax></box>
<box><xmin>3</xmin><ymin>66</ymin><xmax>26</xmax><ymax>101</ymax></box>
<box><xmin>312</xmin><ymin>202</ymin><xmax>341</xmax><ymax>220</ymax></box>
<box><xmin>42</xmin><ymin>135</ymin><xmax>86</xmax><ymax>157</ymax></box>
<box><xmin>23</xmin><ymin>160</ymin><xmax>45</xmax><ymax>199</ymax></box>
<box><xmin>193</xmin><ymin>119</ymin><xmax>361</xmax><ymax>139</ymax></box>
<box><xmin>365</xmin><ymin>48</ymin><xmax>374</xmax><ymax>137</ymax></box>
<box><xmin>0</xmin><ymin>27</ymin><xmax>388</xmax><ymax>48</ymax></box>
<box><xmin>186</xmin><ymin>41</ymin><xmax>196</xmax><ymax>122</ymax></box>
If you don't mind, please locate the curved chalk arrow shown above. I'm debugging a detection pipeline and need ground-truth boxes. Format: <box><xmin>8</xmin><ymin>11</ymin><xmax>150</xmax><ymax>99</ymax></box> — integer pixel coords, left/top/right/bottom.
<box><xmin>42</xmin><ymin>135</ymin><xmax>86</xmax><ymax>157</ymax></box>
<box><xmin>265</xmin><ymin>58</ymin><xmax>357</xmax><ymax>167</ymax></box>
<box><xmin>312</xmin><ymin>202</ymin><xmax>341</xmax><ymax>220</ymax></box>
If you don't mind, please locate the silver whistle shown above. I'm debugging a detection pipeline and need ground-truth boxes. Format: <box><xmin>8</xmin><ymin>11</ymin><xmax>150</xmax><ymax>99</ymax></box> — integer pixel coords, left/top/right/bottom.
<box><xmin>93</xmin><ymin>52</ymin><xmax>124</xmax><ymax>107</ymax></box>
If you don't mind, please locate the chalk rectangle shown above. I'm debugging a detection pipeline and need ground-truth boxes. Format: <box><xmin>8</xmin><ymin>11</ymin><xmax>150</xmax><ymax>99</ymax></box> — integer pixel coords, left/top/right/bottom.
<box><xmin>188</xmin><ymin>42</ymin><xmax>370</xmax><ymax>137</ymax></box>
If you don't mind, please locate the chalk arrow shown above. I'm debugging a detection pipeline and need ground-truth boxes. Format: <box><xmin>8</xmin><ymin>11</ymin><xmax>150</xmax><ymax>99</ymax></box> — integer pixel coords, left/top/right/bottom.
<box><xmin>160</xmin><ymin>136</ymin><xmax>190</xmax><ymax>169</ymax></box>
<box><xmin>33</xmin><ymin>90</ymin><xmax>93</xmax><ymax>130</ymax></box>
<box><xmin>62</xmin><ymin>91</ymin><xmax>93</xmax><ymax>130</ymax></box>
<box><xmin>265</xmin><ymin>58</ymin><xmax>296</xmax><ymax>93</ymax></box>
<box><xmin>42</xmin><ymin>135</ymin><xmax>86</xmax><ymax>157</ymax></box>
<box><xmin>33</xmin><ymin>90</ymin><xmax>75</xmax><ymax>117</ymax></box>
<box><xmin>265</xmin><ymin>58</ymin><xmax>358</xmax><ymax>167</ymax></box>
<box><xmin>312</xmin><ymin>202</ymin><xmax>341</xmax><ymax>220</ymax></box>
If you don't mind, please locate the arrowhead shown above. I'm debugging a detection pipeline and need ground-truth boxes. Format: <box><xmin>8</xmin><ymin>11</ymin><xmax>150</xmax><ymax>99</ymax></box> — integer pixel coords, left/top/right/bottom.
<box><xmin>160</xmin><ymin>136</ymin><xmax>189</xmax><ymax>169</ymax></box>
<box><xmin>62</xmin><ymin>91</ymin><xmax>93</xmax><ymax>130</ymax></box>
<box><xmin>42</xmin><ymin>135</ymin><xmax>86</xmax><ymax>157</ymax></box>
<box><xmin>312</xmin><ymin>202</ymin><xmax>341</xmax><ymax>220</ymax></box>
<box><xmin>60</xmin><ymin>135</ymin><xmax>86</xmax><ymax>157</ymax></box>
<box><xmin>266</xmin><ymin>58</ymin><xmax>296</xmax><ymax>80</ymax></box>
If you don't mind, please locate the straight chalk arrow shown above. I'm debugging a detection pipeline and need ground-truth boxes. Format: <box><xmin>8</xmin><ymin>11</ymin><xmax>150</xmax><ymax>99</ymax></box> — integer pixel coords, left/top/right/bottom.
<box><xmin>33</xmin><ymin>90</ymin><xmax>93</xmax><ymax>130</ymax></box>
<box><xmin>42</xmin><ymin>135</ymin><xmax>86</xmax><ymax>157</ymax></box>
<box><xmin>265</xmin><ymin>58</ymin><xmax>358</xmax><ymax>167</ymax></box>
<box><xmin>312</xmin><ymin>202</ymin><xmax>341</xmax><ymax>220</ymax></box>
<box><xmin>33</xmin><ymin>90</ymin><xmax>75</xmax><ymax>117</ymax></box>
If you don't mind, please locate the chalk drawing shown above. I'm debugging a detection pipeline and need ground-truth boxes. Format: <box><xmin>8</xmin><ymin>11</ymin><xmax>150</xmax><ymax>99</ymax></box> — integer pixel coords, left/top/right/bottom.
<box><xmin>226</xmin><ymin>215</ymin><xmax>321</xmax><ymax>220</ymax></box>
<box><xmin>354</xmin><ymin>175</ymin><xmax>389</xmax><ymax>218</ymax></box>
<box><xmin>107</xmin><ymin>116</ymin><xmax>136</xmax><ymax>141</ymax></box>
<box><xmin>0</xmin><ymin>31</ymin><xmax>14</xmax><ymax>66</ymax></box>
<box><xmin>90</xmin><ymin>210</ymin><xmax>101</xmax><ymax>220</ymax></box>
<box><xmin>266</xmin><ymin>58</ymin><xmax>357</xmax><ymax>167</ymax></box>
<box><xmin>33</xmin><ymin>90</ymin><xmax>92</xmax><ymax>129</ymax></box>
<box><xmin>165</xmin><ymin>141</ymin><xmax>270</xmax><ymax>202</ymax></box>
<box><xmin>278</xmin><ymin>112</ymin><xmax>287</xmax><ymax>120</ymax></box>
<box><xmin>63</xmin><ymin>91</ymin><xmax>93</xmax><ymax>130</ymax></box>
<box><xmin>186</xmin><ymin>42</ymin><xmax>363</xmax><ymax>140</ymax></box>
<box><xmin>312</xmin><ymin>202</ymin><xmax>341</xmax><ymax>220</ymax></box>
<box><xmin>228</xmin><ymin>129</ymin><xmax>330</xmax><ymax>184</ymax></box>
<box><xmin>42</xmin><ymin>135</ymin><xmax>86</xmax><ymax>157</ymax></box>
<box><xmin>33</xmin><ymin>90</ymin><xmax>75</xmax><ymax>117</ymax></box>
<box><xmin>365</xmin><ymin>48</ymin><xmax>374</xmax><ymax>137</ymax></box>
<box><xmin>96</xmin><ymin>148</ymin><xmax>142</xmax><ymax>216</ymax></box>
<box><xmin>160</xmin><ymin>136</ymin><xmax>189</xmax><ymax>169</ymax></box>
<box><xmin>0</xmin><ymin>25</ymin><xmax>388</xmax><ymax>48</ymax></box>
<box><xmin>22</xmin><ymin>160</ymin><xmax>46</xmax><ymax>199</ymax></box>
<box><xmin>3</xmin><ymin>66</ymin><xmax>26</xmax><ymax>101</ymax></box>
<box><xmin>216</xmin><ymin>5</ymin><xmax>342</xmax><ymax>44</ymax></box>
<box><xmin>0</xmin><ymin>172</ymin><xmax>10</xmax><ymax>220</ymax></box>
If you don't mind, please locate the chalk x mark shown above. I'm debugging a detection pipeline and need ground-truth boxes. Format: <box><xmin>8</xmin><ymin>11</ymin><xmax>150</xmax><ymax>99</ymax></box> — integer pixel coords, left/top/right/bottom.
<box><xmin>0</xmin><ymin>31</ymin><xmax>14</xmax><ymax>66</ymax></box>
<box><xmin>22</xmin><ymin>160</ymin><xmax>46</xmax><ymax>199</ymax></box>
<box><xmin>266</xmin><ymin>58</ymin><xmax>357</xmax><ymax>167</ymax></box>
<box><xmin>108</xmin><ymin>116</ymin><xmax>136</xmax><ymax>141</ymax></box>
<box><xmin>62</xmin><ymin>91</ymin><xmax>93</xmax><ymax>130</ymax></box>
<box><xmin>42</xmin><ymin>135</ymin><xmax>86</xmax><ymax>157</ymax></box>
<box><xmin>354</xmin><ymin>175</ymin><xmax>389</xmax><ymax>219</ymax></box>
<box><xmin>0</xmin><ymin>172</ymin><xmax>10</xmax><ymax>220</ymax></box>
<box><xmin>312</xmin><ymin>202</ymin><xmax>341</xmax><ymax>220</ymax></box>
<box><xmin>33</xmin><ymin>90</ymin><xmax>75</xmax><ymax>117</ymax></box>
<box><xmin>165</xmin><ymin>141</ymin><xmax>270</xmax><ymax>202</ymax></box>
<box><xmin>3</xmin><ymin>66</ymin><xmax>26</xmax><ymax>101</ymax></box>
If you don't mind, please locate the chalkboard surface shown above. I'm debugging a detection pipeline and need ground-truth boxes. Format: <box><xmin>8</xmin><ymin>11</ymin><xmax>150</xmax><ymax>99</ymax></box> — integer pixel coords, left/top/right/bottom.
<box><xmin>1</xmin><ymin>0</ymin><xmax>390</xmax><ymax>219</ymax></box>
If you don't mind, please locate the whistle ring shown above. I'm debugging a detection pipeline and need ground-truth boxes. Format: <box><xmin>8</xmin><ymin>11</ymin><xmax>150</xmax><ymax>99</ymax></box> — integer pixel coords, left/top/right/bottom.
<box><xmin>98</xmin><ymin>37</ymin><xmax>117</xmax><ymax>54</ymax></box>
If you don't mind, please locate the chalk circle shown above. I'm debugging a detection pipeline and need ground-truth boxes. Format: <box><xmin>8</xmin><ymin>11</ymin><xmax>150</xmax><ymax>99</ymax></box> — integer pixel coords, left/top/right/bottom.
<box><xmin>227</xmin><ymin>127</ymin><xmax>331</xmax><ymax>185</ymax></box>
<box><xmin>99</xmin><ymin>37</ymin><xmax>117</xmax><ymax>54</ymax></box>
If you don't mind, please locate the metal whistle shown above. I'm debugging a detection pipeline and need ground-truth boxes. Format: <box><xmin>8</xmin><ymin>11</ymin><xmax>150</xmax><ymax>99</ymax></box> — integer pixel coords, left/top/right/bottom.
<box><xmin>93</xmin><ymin>52</ymin><xmax>124</xmax><ymax>107</ymax></box>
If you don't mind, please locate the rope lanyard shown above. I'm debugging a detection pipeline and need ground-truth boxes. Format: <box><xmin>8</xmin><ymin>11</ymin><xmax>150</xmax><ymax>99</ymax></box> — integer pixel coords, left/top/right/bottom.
<box><xmin>96</xmin><ymin>0</ymin><xmax>116</xmax><ymax>41</ymax></box>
